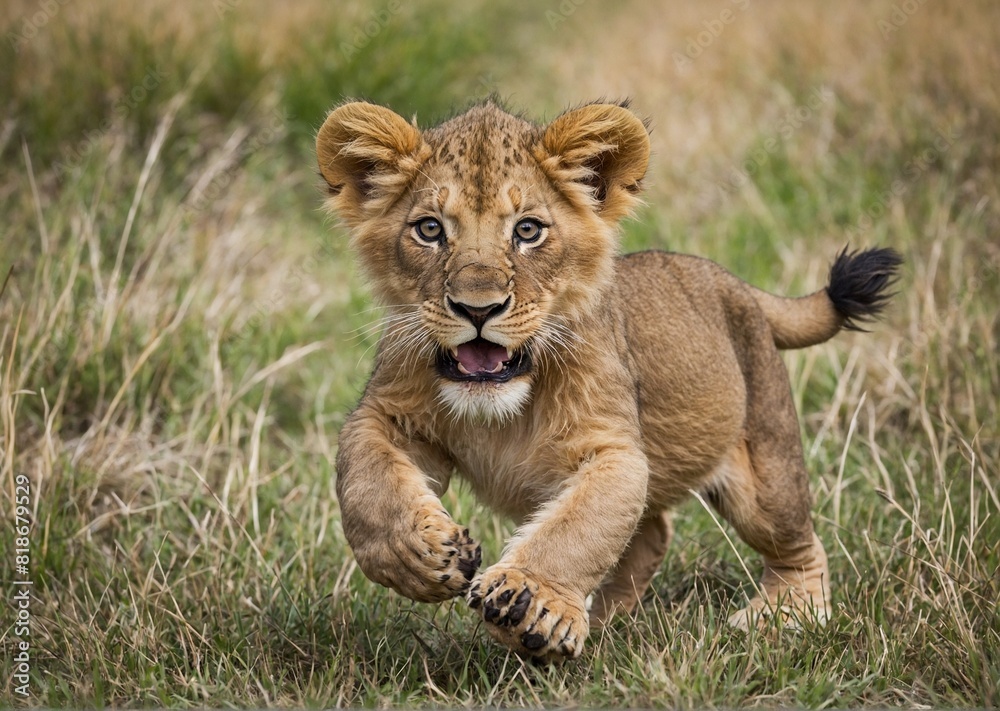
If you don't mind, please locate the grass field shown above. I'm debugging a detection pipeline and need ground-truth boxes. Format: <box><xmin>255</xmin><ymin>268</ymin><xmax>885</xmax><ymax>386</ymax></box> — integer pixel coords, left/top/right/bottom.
<box><xmin>1</xmin><ymin>0</ymin><xmax>998</xmax><ymax>706</ymax></box>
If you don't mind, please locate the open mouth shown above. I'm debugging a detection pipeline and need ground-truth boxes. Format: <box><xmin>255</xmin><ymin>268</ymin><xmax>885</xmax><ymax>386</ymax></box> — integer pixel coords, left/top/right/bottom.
<box><xmin>436</xmin><ymin>338</ymin><xmax>532</xmax><ymax>383</ymax></box>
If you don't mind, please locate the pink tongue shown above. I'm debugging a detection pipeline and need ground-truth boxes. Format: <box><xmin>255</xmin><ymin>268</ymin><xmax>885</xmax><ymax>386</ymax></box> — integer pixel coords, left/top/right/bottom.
<box><xmin>456</xmin><ymin>341</ymin><xmax>509</xmax><ymax>373</ymax></box>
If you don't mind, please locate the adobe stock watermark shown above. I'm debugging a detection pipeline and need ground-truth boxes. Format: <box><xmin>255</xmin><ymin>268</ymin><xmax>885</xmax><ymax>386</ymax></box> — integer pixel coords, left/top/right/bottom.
<box><xmin>226</xmin><ymin>231</ymin><xmax>340</xmax><ymax>344</ymax></box>
<box><xmin>716</xmin><ymin>85</ymin><xmax>834</xmax><ymax>197</ymax></box>
<box><xmin>6</xmin><ymin>0</ymin><xmax>72</xmax><ymax>53</ymax></box>
<box><xmin>476</xmin><ymin>72</ymin><xmax>499</xmax><ymax>96</ymax></box>
<box><xmin>673</xmin><ymin>0</ymin><xmax>751</xmax><ymax>70</ymax></box>
<box><xmin>183</xmin><ymin>107</ymin><xmax>287</xmax><ymax>215</ymax></box>
<box><xmin>340</xmin><ymin>0</ymin><xmax>403</xmax><ymax>60</ymax></box>
<box><xmin>18</xmin><ymin>296</ymin><xmax>105</xmax><ymax>388</ymax></box>
<box><xmin>878</xmin><ymin>0</ymin><xmax>928</xmax><ymax>39</ymax></box>
<box><xmin>547</xmin><ymin>0</ymin><xmax>586</xmax><ymax>29</ymax></box>
<box><xmin>214</xmin><ymin>0</ymin><xmax>241</xmax><ymax>17</ymax></box>
<box><xmin>11</xmin><ymin>472</ymin><xmax>34</xmax><ymax>698</ymax></box>
<box><xmin>892</xmin><ymin>253</ymin><xmax>997</xmax><ymax>364</ymax></box>
<box><xmin>843</xmin><ymin>124</ymin><xmax>960</xmax><ymax>242</ymax></box>
<box><xmin>52</xmin><ymin>64</ymin><xmax>168</xmax><ymax>177</ymax></box>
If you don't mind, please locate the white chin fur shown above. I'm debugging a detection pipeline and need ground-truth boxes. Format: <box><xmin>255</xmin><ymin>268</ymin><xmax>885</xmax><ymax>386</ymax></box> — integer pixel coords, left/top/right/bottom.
<box><xmin>437</xmin><ymin>379</ymin><xmax>532</xmax><ymax>423</ymax></box>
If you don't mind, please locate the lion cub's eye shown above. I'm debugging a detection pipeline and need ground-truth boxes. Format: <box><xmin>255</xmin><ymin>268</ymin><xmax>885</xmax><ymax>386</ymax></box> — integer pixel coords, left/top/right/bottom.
<box><xmin>513</xmin><ymin>219</ymin><xmax>545</xmax><ymax>245</ymax></box>
<box><xmin>413</xmin><ymin>217</ymin><xmax>445</xmax><ymax>245</ymax></box>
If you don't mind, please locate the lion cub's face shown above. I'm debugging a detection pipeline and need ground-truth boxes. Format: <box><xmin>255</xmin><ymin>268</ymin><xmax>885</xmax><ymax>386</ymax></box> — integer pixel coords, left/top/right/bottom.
<box><xmin>318</xmin><ymin>101</ymin><xmax>649</xmax><ymax>421</ymax></box>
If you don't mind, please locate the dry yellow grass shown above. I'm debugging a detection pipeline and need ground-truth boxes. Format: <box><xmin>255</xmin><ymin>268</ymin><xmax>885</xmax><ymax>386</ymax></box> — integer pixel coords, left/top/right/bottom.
<box><xmin>1</xmin><ymin>0</ymin><xmax>997</xmax><ymax>706</ymax></box>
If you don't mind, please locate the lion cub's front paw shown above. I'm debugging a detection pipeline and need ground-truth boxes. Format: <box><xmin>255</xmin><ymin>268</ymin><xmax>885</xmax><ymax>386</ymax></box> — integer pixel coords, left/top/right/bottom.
<box><xmin>357</xmin><ymin>500</ymin><xmax>481</xmax><ymax>603</ymax></box>
<box><xmin>468</xmin><ymin>567</ymin><xmax>589</xmax><ymax>662</ymax></box>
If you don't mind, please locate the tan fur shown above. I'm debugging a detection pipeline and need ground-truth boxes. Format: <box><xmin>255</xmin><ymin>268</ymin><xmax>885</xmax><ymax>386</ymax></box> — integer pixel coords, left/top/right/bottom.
<box><xmin>321</xmin><ymin>100</ymin><xmax>845</xmax><ymax>661</ymax></box>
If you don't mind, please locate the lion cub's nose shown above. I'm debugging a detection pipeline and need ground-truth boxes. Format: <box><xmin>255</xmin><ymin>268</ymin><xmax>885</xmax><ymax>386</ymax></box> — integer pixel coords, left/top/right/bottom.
<box><xmin>447</xmin><ymin>296</ymin><xmax>511</xmax><ymax>331</ymax></box>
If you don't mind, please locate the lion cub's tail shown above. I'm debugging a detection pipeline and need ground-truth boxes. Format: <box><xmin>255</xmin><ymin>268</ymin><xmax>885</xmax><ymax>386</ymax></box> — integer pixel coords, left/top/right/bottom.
<box><xmin>750</xmin><ymin>247</ymin><xmax>903</xmax><ymax>350</ymax></box>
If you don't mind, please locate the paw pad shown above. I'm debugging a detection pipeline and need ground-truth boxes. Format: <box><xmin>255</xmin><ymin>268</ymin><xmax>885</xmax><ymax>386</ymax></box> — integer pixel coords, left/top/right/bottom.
<box><xmin>469</xmin><ymin>568</ymin><xmax>588</xmax><ymax>661</ymax></box>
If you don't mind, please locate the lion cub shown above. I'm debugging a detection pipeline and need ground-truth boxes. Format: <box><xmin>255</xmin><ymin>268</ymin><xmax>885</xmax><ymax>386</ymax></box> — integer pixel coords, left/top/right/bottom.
<box><xmin>318</xmin><ymin>99</ymin><xmax>900</xmax><ymax>661</ymax></box>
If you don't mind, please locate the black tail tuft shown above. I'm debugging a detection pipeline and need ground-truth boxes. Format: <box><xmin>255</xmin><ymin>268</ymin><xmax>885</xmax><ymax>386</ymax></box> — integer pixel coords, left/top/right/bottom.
<box><xmin>827</xmin><ymin>246</ymin><xmax>903</xmax><ymax>331</ymax></box>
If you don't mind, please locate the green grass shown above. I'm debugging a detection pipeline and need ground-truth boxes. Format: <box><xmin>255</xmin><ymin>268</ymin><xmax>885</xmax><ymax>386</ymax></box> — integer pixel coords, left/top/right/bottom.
<box><xmin>1</xmin><ymin>0</ymin><xmax>998</xmax><ymax>707</ymax></box>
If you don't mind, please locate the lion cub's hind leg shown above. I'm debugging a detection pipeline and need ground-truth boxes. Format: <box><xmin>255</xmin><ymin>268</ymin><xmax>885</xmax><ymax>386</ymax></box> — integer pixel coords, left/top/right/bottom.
<box><xmin>707</xmin><ymin>440</ymin><xmax>831</xmax><ymax>631</ymax></box>
<box><xmin>589</xmin><ymin>511</ymin><xmax>673</xmax><ymax>626</ymax></box>
<box><xmin>708</xmin><ymin>299</ymin><xmax>832</xmax><ymax>629</ymax></box>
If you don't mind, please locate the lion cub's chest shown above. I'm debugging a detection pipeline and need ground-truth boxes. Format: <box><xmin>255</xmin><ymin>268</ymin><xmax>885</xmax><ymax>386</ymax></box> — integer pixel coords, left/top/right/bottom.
<box><xmin>444</xmin><ymin>427</ymin><xmax>563</xmax><ymax>522</ymax></box>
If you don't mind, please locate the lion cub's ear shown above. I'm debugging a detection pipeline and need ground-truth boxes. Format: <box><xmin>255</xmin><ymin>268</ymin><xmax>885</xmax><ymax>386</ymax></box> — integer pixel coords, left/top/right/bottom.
<box><xmin>316</xmin><ymin>101</ymin><xmax>428</xmax><ymax>222</ymax></box>
<box><xmin>536</xmin><ymin>102</ymin><xmax>650</xmax><ymax>222</ymax></box>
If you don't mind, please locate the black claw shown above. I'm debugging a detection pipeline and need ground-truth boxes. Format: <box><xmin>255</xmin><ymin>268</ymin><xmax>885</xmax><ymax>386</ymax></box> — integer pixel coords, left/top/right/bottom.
<box><xmin>521</xmin><ymin>632</ymin><xmax>547</xmax><ymax>651</ymax></box>
<box><xmin>484</xmin><ymin>603</ymin><xmax>501</xmax><ymax>623</ymax></box>
<box><xmin>555</xmin><ymin>628</ymin><xmax>574</xmax><ymax>654</ymax></box>
<box><xmin>439</xmin><ymin>573</ymin><xmax>451</xmax><ymax>582</ymax></box>
<box><xmin>498</xmin><ymin>589</ymin><xmax>514</xmax><ymax>605</ymax></box>
<box><xmin>457</xmin><ymin>555</ymin><xmax>479</xmax><ymax>580</ymax></box>
<box><xmin>468</xmin><ymin>585</ymin><xmax>482</xmax><ymax>609</ymax></box>
<box><xmin>539</xmin><ymin>607</ymin><xmax>549</xmax><ymax>620</ymax></box>
<box><xmin>508</xmin><ymin>589</ymin><xmax>532</xmax><ymax>625</ymax></box>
